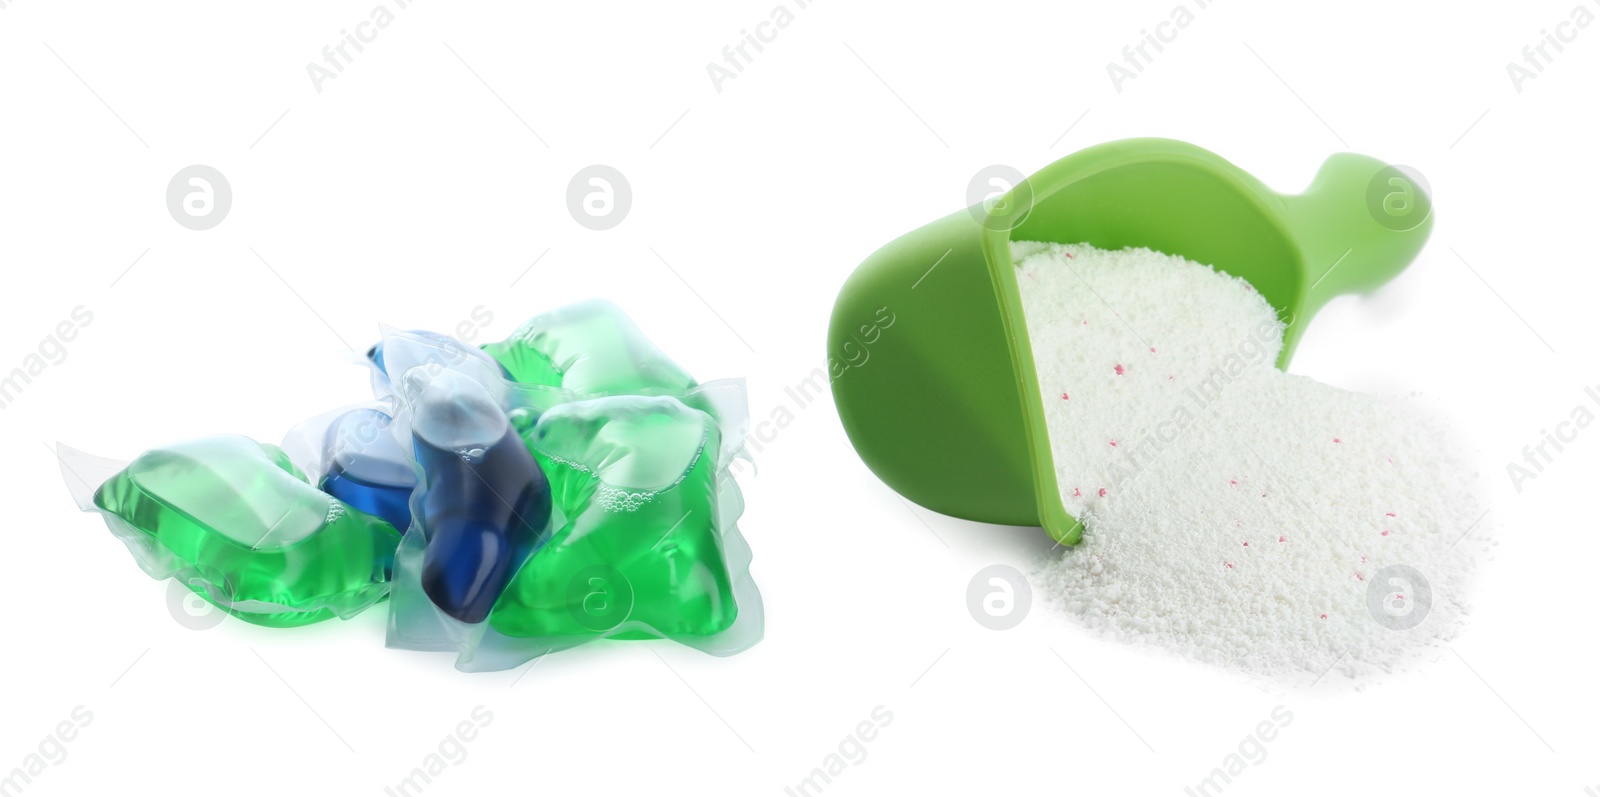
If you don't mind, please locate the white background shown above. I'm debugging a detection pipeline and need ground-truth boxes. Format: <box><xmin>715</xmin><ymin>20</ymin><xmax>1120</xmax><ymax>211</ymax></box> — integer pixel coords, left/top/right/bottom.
<box><xmin>2</xmin><ymin>0</ymin><xmax>1596</xmax><ymax>794</ymax></box>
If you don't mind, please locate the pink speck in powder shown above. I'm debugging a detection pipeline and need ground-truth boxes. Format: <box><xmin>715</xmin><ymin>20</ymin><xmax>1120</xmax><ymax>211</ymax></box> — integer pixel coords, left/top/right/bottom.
<box><xmin>1114</xmin><ymin>364</ymin><xmax>1125</xmax><ymax>375</ymax></box>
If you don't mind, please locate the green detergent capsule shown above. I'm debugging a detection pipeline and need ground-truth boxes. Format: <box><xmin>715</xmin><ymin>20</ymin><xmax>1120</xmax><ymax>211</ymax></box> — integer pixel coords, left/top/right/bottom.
<box><xmin>92</xmin><ymin>435</ymin><xmax>402</xmax><ymax>627</ymax></box>
<box><xmin>489</xmin><ymin>396</ymin><xmax>738</xmax><ymax>640</ymax></box>
<box><xmin>482</xmin><ymin>299</ymin><xmax>698</xmax><ymax>394</ymax></box>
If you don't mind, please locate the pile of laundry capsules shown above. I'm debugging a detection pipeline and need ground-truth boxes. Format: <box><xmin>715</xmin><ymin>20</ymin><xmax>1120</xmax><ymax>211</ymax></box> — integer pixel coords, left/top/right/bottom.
<box><xmin>58</xmin><ymin>301</ymin><xmax>762</xmax><ymax>671</ymax></box>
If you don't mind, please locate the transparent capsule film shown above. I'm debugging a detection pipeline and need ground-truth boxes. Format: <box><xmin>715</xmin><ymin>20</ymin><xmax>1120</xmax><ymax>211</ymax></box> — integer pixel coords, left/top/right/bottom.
<box><xmin>75</xmin><ymin>435</ymin><xmax>403</xmax><ymax>627</ymax></box>
<box><xmin>484</xmin><ymin>299</ymin><xmax>698</xmax><ymax>394</ymax></box>
<box><xmin>369</xmin><ymin>327</ymin><xmax>510</xmax><ymax>401</ymax></box>
<box><xmin>480</xmin><ymin>394</ymin><xmax>753</xmax><ymax>657</ymax></box>
<box><xmin>283</xmin><ymin>405</ymin><xmax>418</xmax><ymax>534</ymax></box>
<box><xmin>55</xmin><ymin>442</ymin><xmax>131</xmax><ymax>511</ymax></box>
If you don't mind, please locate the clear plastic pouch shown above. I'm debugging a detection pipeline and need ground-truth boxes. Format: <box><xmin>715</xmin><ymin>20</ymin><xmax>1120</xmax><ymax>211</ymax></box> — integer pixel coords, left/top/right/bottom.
<box><xmin>375</xmin><ymin>327</ymin><xmax>761</xmax><ymax>671</ymax></box>
<box><xmin>56</xmin><ymin>300</ymin><xmax>763</xmax><ymax>669</ymax></box>
<box><xmin>58</xmin><ymin>434</ymin><xmax>403</xmax><ymax>627</ymax></box>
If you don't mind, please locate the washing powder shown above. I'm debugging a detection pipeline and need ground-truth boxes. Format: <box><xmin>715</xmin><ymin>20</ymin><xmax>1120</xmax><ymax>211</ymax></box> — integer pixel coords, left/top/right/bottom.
<box><xmin>1013</xmin><ymin>240</ymin><xmax>1487</xmax><ymax>683</ymax></box>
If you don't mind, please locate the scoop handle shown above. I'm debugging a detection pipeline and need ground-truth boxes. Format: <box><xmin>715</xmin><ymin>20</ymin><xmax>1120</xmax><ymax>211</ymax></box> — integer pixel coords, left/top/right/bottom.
<box><xmin>1284</xmin><ymin>152</ymin><xmax>1433</xmax><ymax>314</ymax></box>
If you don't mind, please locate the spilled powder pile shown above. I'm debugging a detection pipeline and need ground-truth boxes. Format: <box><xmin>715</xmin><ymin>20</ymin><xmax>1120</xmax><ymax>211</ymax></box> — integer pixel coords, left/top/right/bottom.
<box><xmin>1013</xmin><ymin>240</ymin><xmax>1487</xmax><ymax>683</ymax></box>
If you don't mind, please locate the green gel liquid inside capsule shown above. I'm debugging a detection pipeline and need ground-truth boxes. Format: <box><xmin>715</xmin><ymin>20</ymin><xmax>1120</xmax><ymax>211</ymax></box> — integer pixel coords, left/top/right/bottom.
<box><xmin>488</xmin><ymin>397</ymin><xmax>738</xmax><ymax>640</ymax></box>
<box><xmin>482</xmin><ymin>299</ymin><xmax>698</xmax><ymax>394</ymax></box>
<box><xmin>92</xmin><ymin>435</ymin><xmax>403</xmax><ymax>627</ymax></box>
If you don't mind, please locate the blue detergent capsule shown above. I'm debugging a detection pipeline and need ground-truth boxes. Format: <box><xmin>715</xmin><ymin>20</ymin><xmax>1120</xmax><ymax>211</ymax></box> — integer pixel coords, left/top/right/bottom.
<box><xmin>319</xmin><ymin>408</ymin><xmax>416</xmax><ymax>532</ymax></box>
<box><xmin>405</xmin><ymin>369</ymin><xmax>553</xmax><ymax>624</ymax></box>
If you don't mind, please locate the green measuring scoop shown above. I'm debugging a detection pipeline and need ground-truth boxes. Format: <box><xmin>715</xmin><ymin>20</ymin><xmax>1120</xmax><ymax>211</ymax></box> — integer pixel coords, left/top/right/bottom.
<box><xmin>827</xmin><ymin>138</ymin><xmax>1433</xmax><ymax>545</ymax></box>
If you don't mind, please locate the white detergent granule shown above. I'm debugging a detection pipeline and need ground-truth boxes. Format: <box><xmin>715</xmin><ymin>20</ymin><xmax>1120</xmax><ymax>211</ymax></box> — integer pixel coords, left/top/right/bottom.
<box><xmin>1014</xmin><ymin>240</ymin><xmax>1487</xmax><ymax>684</ymax></box>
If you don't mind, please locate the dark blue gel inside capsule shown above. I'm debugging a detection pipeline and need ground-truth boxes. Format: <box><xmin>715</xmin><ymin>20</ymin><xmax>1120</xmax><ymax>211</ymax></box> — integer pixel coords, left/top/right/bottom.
<box><xmin>409</xmin><ymin>373</ymin><xmax>552</xmax><ymax>624</ymax></box>
<box><xmin>319</xmin><ymin>408</ymin><xmax>417</xmax><ymax>532</ymax></box>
